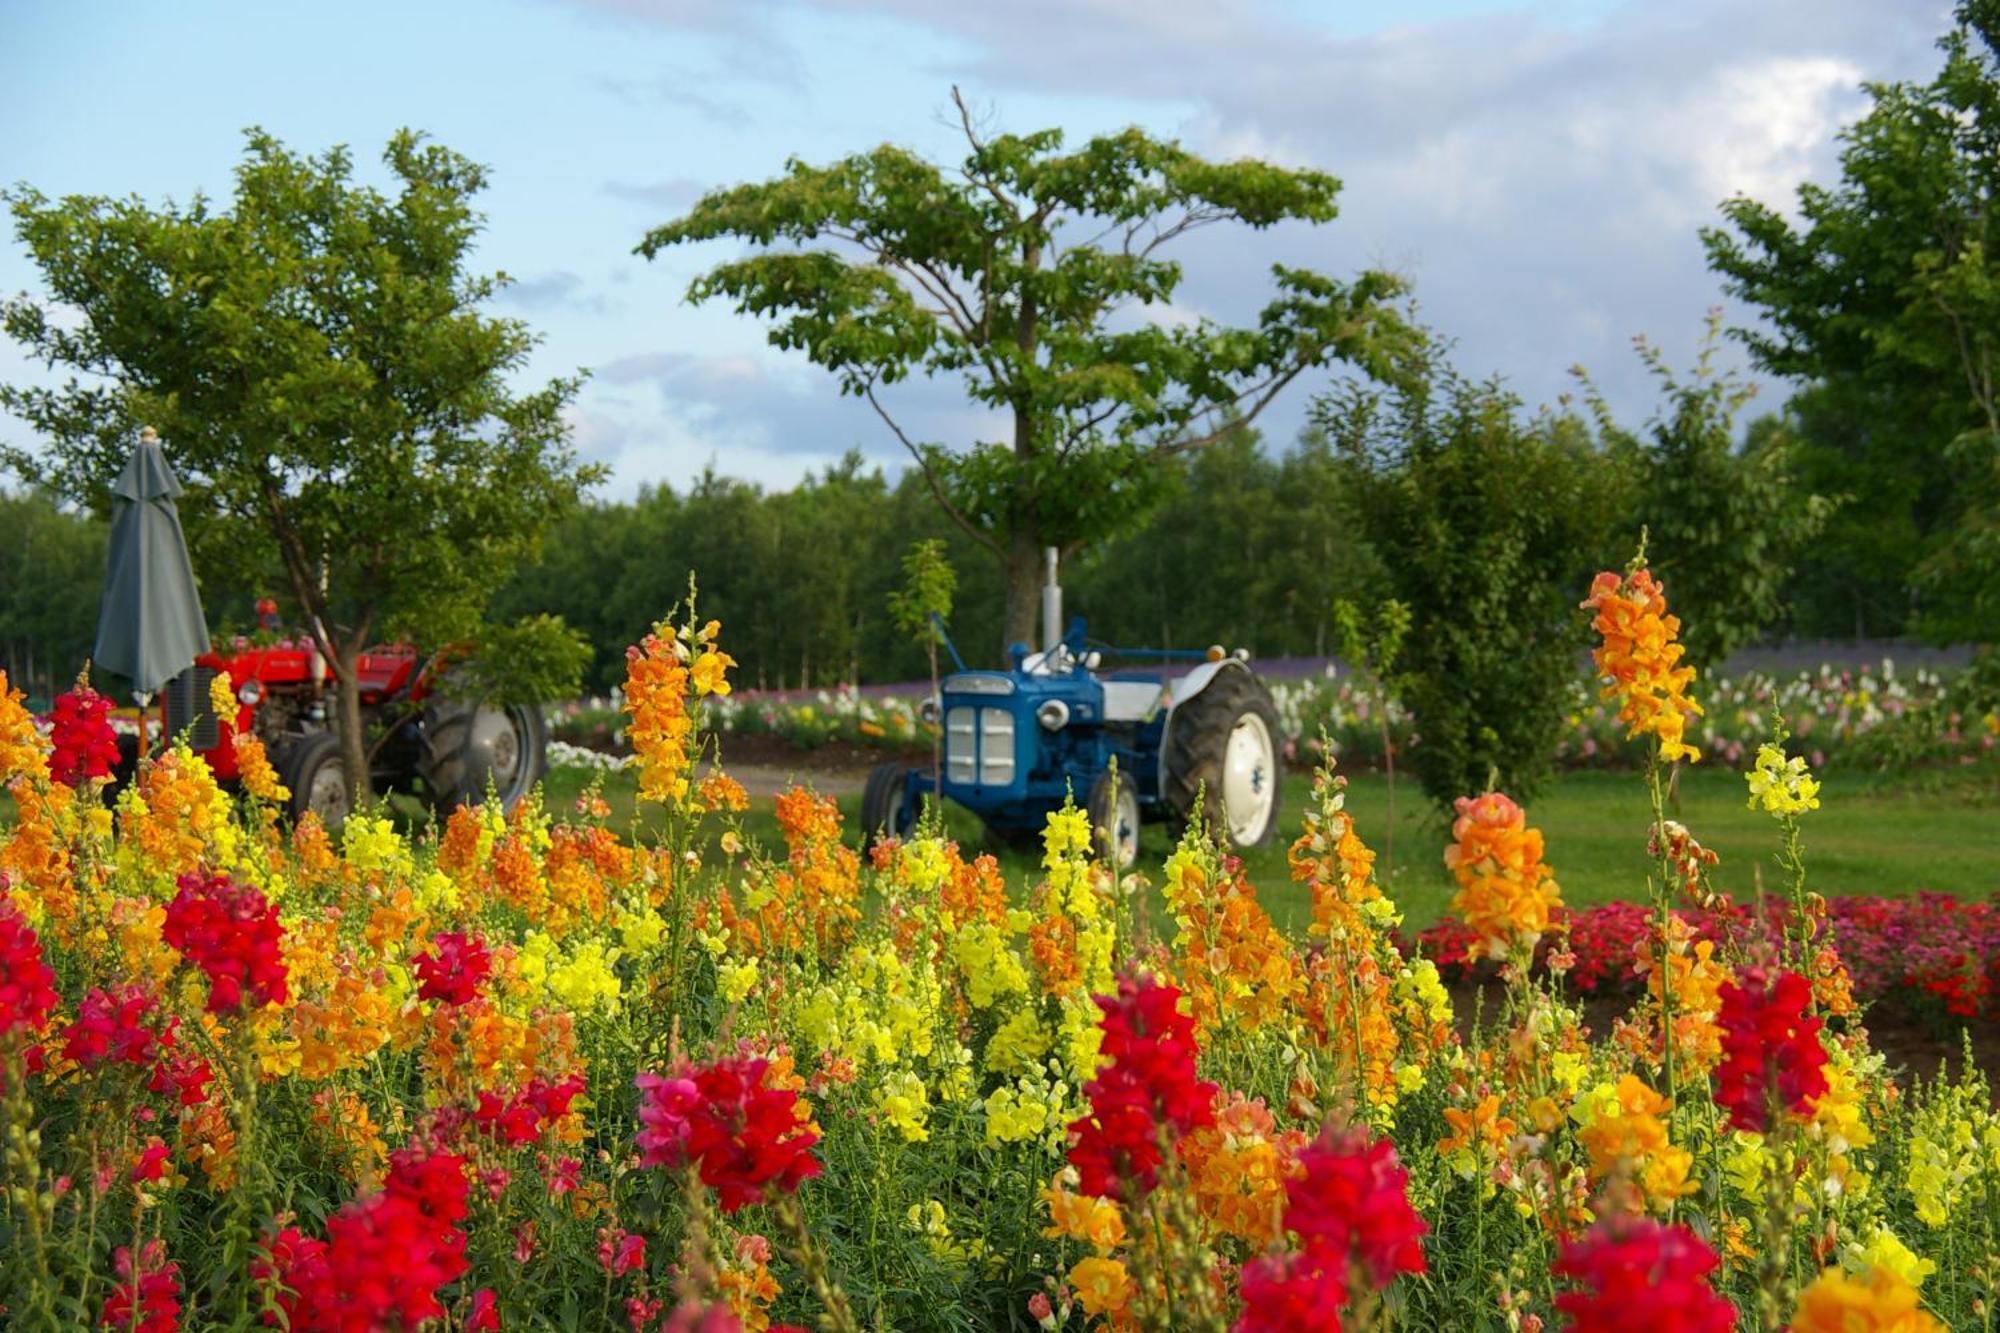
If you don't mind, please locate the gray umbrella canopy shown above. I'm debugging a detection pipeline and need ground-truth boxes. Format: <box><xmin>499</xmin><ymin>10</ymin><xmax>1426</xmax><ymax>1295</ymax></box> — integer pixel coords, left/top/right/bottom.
<box><xmin>93</xmin><ymin>428</ymin><xmax>209</xmax><ymax>696</ymax></box>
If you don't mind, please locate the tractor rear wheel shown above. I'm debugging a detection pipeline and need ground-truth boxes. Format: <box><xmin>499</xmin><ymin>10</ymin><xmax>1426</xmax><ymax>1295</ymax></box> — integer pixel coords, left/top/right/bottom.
<box><xmin>283</xmin><ymin>732</ymin><xmax>352</xmax><ymax>832</ymax></box>
<box><xmin>1164</xmin><ymin>669</ymin><xmax>1282</xmax><ymax>848</ymax></box>
<box><xmin>861</xmin><ymin>762</ymin><xmax>919</xmax><ymax>852</ymax></box>
<box><xmin>420</xmin><ymin>698</ymin><xmax>547</xmax><ymax>815</ymax></box>
<box><xmin>1086</xmin><ymin>768</ymin><xmax>1141</xmax><ymax>870</ymax></box>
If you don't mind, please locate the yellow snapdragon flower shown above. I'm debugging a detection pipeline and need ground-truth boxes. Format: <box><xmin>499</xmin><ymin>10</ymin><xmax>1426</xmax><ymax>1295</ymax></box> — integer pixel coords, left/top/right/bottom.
<box><xmin>1746</xmin><ymin>742</ymin><xmax>1821</xmax><ymax>817</ymax></box>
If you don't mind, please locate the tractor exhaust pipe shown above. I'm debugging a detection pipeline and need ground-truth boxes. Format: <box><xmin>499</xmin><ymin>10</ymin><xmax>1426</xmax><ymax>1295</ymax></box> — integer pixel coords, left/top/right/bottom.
<box><xmin>1041</xmin><ymin>546</ymin><xmax>1062</xmax><ymax>653</ymax></box>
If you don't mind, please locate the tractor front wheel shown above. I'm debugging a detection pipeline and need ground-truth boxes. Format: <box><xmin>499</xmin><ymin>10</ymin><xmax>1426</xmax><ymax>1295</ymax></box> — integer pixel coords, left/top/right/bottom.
<box><xmin>861</xmin><ymin>762</ymin><xmax>918</xmax><ymax>851</ymax></box>
<box><xmin>1086</xmin><ymin>768</ymin><xmax>1141</xmax><ymax>871</ymax></box>
<box><xmin>420</xmin><ymin>698</ymin><xmax>548</xmax><ymax>815</ymax></box>
<box><xmin>1164</xmin><ymin>670</ymin><xmax>1282</xmax><ymax>848</ymax></box>
<box><xmin>283</xmin><ymin>732</ymin><xmax>352</xmax><ymax>832</ymax></box>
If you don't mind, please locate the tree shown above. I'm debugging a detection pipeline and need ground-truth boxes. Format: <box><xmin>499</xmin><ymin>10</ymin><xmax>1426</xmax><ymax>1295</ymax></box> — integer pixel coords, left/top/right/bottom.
<box><xmin>888</xmin><ymin>538</ymin><xmax>956</xmax><ymax>786</ymax></box>
<box><xmin>0</xmin><ymin>489</ymin><xmax>105</xmax><ymax>704</ymax></box>
<box><xmin>1576</xmin><ymin>315</ymin><xmax>1834</xmax><ymax>673</ymax></box>
<box><xmin>637</xmin><ymin>90</ymin><xmax>1420</xmax><ymax>656</ymax></box>
<box><xmin>2</xmin><ymin>129</ymin><xmax>598</xmax><ymax>799</ymax></box>
<box><xmin>1324</xmin><ymin>367</ymin><xmax>1623</xmax><ymax>811</ymax></box>
<box><xmin>1703</xmin><ymin>0</ymin><xmax>2000</xmax><ymax>641</ymax></box>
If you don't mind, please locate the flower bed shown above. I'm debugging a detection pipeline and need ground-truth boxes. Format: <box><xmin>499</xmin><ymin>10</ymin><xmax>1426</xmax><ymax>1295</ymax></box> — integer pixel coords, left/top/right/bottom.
<box><xmin>1416</xmin><ymin>892</ymin><xmax>2000</xmax><ymax>1020</ymax></box>
<box><xmin>2</xmin><ymin>572</ymin><xmax>1996</xmax><ymax>1332</ymax></box>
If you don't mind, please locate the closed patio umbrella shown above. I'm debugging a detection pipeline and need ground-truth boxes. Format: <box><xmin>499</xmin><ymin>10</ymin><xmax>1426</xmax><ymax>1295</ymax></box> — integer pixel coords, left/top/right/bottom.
<box><xmin>93</xmin><ymin>427</ymin><xmax>208</xmax><ymax>698</ymax></box>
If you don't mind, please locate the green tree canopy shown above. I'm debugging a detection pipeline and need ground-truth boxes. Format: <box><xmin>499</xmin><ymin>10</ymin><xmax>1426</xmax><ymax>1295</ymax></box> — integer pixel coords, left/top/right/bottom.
<box><xmin>2</xmin><ymin>128</ymin><xmax>598</xmax><ymax>796</ymax></box>
<box><xmin>1324</xmin><ymin>366</ymin><xmax>1623</xmax><ymax>810</ymax></box>
<box><xmin>0</xmin><ymin>488</ymin><xmax>106</xmax><ymax>705</ymax></box>
<box><xmin>1703</xmin><ymin>0</ymin><xmax>2000</xmax><ymax>641</ymax></box>
<box><xmin>1577</xmin><ymin>317</ymin><xmax>1834</xmax><ymax>673</ymax></box>
<box><xmin>637</xmin><ymin>91</ymin><xmax>1421</xmax><ymax>655</ymax></box>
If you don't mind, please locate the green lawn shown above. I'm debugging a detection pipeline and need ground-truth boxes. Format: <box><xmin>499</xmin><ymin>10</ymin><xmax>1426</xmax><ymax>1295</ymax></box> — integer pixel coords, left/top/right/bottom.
<box><xmin>543</xmin><ymin>762</ymin><xmax>2000</xmax><ymax>936</ymax></box>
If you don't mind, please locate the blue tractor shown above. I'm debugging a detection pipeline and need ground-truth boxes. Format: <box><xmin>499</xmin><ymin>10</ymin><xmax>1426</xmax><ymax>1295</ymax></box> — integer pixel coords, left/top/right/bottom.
<box><xmin>861</xmin><ymin>551</ymin><xmax>1283</xmax><ymax>867</ymax></box>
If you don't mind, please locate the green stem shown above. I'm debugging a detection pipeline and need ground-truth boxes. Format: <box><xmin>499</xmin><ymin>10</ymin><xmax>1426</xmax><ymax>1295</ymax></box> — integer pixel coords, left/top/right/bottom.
<box><xmin>1646</xmin><ymin>760</ymin><xmax>1680</xmax><ymax>1160</ymax></box>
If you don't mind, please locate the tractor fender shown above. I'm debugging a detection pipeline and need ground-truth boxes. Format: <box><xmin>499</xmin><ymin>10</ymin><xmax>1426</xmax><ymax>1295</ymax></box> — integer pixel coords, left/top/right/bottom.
<box><xmin>1156</xmin><ymin>659</ymin><xmax>1255</xmax><ymax>801</ymax></box>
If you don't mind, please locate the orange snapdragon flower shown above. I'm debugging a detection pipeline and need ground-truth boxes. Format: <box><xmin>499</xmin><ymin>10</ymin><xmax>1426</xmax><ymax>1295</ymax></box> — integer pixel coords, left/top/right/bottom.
<box><xmin>1068</xmin><ymin>1256</ymin><xmax>1133</xmax><ymax>1319</ymax></box>
<box><xmin>1444</xmin><ymin>791</ymin><xmax>1561</xmax><ymax>963</ymax></box>
<box><xmin>233</xmin><ymin>732</ymin><xmax>290</xmax><ymax>804</ymax></box>
<box><xmin>1042</xmin><ymin>1172</ymin><xmax>1127</xmax><ymax>1250</ymax></box>
<box><xmin>1179</xmin><ymin>1093</ymin><xmax>1307</xmax><ymax>1246</ymax></box>
<box><xmin>1789</xmin><ymin>1265</ymin><xmax>1941</xmax><ymax>1332</ymax></box>
<box><xmin>1440</xmin><ymin>1093</ymin><xmax>1518</xmax><ymax>1161</ymax></box>
<box><xmin>1575</xmin><ymin>1075</ymin><xmax>1695</xmax><ymax>1211</ymax></box>
<box><xmin>0</xmin><ymin>669</ymin><xmax>48</xmax><ymax>782</ymax></box>
<box><xmin>624</xmin><ymin>628</ymin><xmax>694</xmax><ymax>805</ymax></box>
<box><xmin>1580</xmin><ymin>568</ymin><xmax>1703</xmax><ymax>763</ymax></box>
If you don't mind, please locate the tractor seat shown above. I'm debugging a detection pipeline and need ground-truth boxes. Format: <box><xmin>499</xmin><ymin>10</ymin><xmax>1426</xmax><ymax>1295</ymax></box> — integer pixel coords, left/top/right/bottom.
<box><xmin>1100</xmin><ymin>679</ymin><xmax>1163</xmax><ymax>722</ymax></box>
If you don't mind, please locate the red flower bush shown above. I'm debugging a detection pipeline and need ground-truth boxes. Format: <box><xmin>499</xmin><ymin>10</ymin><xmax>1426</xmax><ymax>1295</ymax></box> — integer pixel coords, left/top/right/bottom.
<box><xmin>63</xmin><ymin>985</ymin><xmax>163</xmax><ymax>1070</ymax></box>
<box><xmin>414</xmin><ymin>931</ymin><xmax>493</xmax><ymax>1007</ymax></box>
<box><xmin>1554</xmin><ymin>1215</ymin><xmax>1735</xmax><ymax>1332</ymax></box>
<box><xmin>48</xmin><ymin>685</ymin><xmax>120</xmax><ymax>787</ymax></box>
<box><xmin>1067</xmin><ymin>975</ymin><xmax>1219</xmax><ymax>1198</ymax></box>
<box><xmin>99</xmin><ymin>1239</ymin><xmax>181</xmax><ymax>1332</ymax></box>
<box><xmin>0</xmin><ymin>906</ymin><xmax>60</xmax><ymax>1038</ymax></box>
<box><xmin>1713</xmin><ymin>968</ymin><xmax>1828</xmax><ymax>1134</ymax></box>
<box><xmin>257</xmin><ymin>1150</ymin><xmax>471</xmax><ymax>1331</ymax></box>
<box><xmin>635</xmin><ymin>1056</ymin><xmax>821</xmax><ymax>1212</ymax></box>
<box><xmin>1233</xmin><ymin>1129</ymin><xmax>1427</xmax><ymax>1332</ymax></box>
<box><xmin>161</xmin><ymin>872</ymin><xmax>289</xmax><ymax>1013</ymax></box>
<box><xmin>1417</xmin><ymin>893</ymin><xmax>2000</xmax><ymax>1020</ymax></box>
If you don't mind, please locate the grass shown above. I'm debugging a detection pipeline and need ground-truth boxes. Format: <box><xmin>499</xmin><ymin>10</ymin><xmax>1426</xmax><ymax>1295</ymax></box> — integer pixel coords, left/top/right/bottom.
<box><xmin>542</xmin><ymin>760</ymin><xmax>2000</xmax><ymax>936</ymax></box>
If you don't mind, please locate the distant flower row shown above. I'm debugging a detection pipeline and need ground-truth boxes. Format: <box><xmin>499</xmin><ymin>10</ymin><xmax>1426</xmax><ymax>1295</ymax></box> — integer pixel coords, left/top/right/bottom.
<box><xmin>549</xmin><ymin>659</ymin><xmax>1997</xmax><ymax>775</ymax></box>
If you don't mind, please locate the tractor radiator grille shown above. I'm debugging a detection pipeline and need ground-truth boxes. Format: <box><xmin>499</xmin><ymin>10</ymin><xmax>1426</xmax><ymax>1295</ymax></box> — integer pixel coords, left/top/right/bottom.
<box><xmin>163</xmin><ymin>666</ymin><xmax>221</xmax><ymax>750</ymax></box>
<box><xmin>944</xmin><ymin>706</ymin><xmax>1015</xmax><ymax>786</ymax></box>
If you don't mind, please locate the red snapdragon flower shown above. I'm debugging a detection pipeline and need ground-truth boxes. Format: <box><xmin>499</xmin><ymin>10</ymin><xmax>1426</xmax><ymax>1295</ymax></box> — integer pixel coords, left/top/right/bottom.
<box><xmin>257</xmin><ymin>1150</ymin><xmax>471</xmax><ymax>1331</ymax></box>
<box><xmin>473</xmin><ymin>1073</ymin><xmax>586</xmax><ymax>1146</ymax></box>
<box><xmin>0</xmin><ymin>906</ymin><xmax>60</xmax><ymax>1039</ymax></box>
<box><xmin>1713</xmin><ymin>967</ymin><xmax>1828</xmax><ymax>1134</ymax></box>
<box><xmin>63</xmin><ymin>985</ymin><xmax>163</xmax><ymax>1070</ymax></box>
<box><xmin>49</xmin><ymin>686</ymin><xmax>120</xmax><ymax>787</ymax></box>
<box><xmin>1231</xmin><ymin>1130</ymin><xmax>1427</xmax><ymax>1332</ymax></box>
<box><xmin>414</xmin><ymin>931</ymin><xmax>492</xmax><ymax>1007</ymax></box>
<box><xmin>599</xmin><ymin>1227</ymin><xmax>646</xmax><ymax>1277</ymax></box>
<box><xmin>467</xmin><ymin>1288</ymin><xmax>501</xmax><ymax>1332</ymax></box>
<box><xmin>147</xmin><ymin>1041</ymin><xmax>215</xmax><ymax>1107</ymax></box>
<box><xmin>1553</xmin><ymin>1215</ymin><xmax>1736</xmax><ymax>1332</ymax></box>
<box><xmin>161</xmin><ymin>872</ymin><xmax>289</xmax><ymax>1013</ymax></box>
<box><xmin>100</xmin><ymin>1240</ymin><xmax>181</xmax><ymax>1333</ymax></box>
<box><xmin>131</xmin><ymin>1135</ymin><xmax>172</xmax><ymax>1185</ymax></box>
<box><xmin>1066</xmin><ymin>976</ymin><xmax>1218</xmax><ymax>1198</ymax></box>
<box><xmin>635</xmin><ymin>1056</ymin><xmax>821</xmax><ymax>1213</ymax></box>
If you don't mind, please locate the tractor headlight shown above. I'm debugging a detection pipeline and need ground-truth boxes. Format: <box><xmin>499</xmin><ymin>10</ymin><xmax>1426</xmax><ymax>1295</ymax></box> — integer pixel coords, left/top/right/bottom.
<box><xmin>919</xmin><ymin>697</ymin><xmax>939</xmax><ymax>725</ymax></box>
<box><xmin>237</xmin><ymin>679</ymin><xmax>264</xmax><ymax>706</ymax></box>
<box><xmin>1036</xmin><ymin>699</ymin><xmax>1070</xmax><ymax>731</ymax></box>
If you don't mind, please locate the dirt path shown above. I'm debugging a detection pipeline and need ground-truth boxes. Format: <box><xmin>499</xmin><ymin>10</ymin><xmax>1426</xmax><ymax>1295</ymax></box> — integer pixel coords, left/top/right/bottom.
<box><xmin>703</xmin><ymin>760</ymin><xmax>869</xmax><ymax>801</ymax></box>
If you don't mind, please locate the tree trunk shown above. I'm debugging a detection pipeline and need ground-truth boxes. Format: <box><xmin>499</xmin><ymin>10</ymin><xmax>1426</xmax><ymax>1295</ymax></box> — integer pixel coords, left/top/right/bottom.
<box><xmin>331</xmin><ymin>649</ymin><xmax>374</xmax><ymax>804</ymax></box>
<box><xmin>1000</xmin><ymin>527</ymin><xmax>1043</xmax><ymax>661</ymax></box>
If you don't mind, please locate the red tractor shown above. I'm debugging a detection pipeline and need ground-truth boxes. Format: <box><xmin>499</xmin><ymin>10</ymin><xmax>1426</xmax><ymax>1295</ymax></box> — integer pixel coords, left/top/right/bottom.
<box><xmin>135</xmin><ymin>619</ymin><xmax>547</xmax><ymax>830</ymax></box>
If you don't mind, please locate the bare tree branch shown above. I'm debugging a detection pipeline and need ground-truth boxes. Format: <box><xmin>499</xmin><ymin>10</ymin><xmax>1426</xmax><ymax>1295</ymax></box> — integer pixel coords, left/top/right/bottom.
<box><xmin>1156</xmin><ymin>354</ymin><xmax>1321</xmax><ymax>457</ymax></box>
<box><xmin>952</xmin><ymin>86</ymin><xmax>1023</xmax><ymax>227</ymax></box>
<box><xmin>865</xmin><ymin>382</ymin><xmax>1003</xmax><ymax>557</ymax></box>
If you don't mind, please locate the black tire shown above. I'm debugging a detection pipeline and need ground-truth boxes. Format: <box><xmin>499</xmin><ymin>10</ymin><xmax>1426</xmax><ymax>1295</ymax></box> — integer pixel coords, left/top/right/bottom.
<box><xmin>1086</xmin><ymin>768</ymin><xmax>1141</xmax><ymax>870</ymax></box>
<box><xmin>861</xmin><ymin>762</ymin><xmax>915</xmax><ymax>851</ymax></box>
<box><xmin>283</xmin><ymin>732</ymin><xmax>352</xmax><ymax>832</ymax></box>
<box><xmin>420</xmin><ymin>697</ymin><xmax>548</xmax><ymax>814</ymax></box>
<box><xmin>1163</xmin><ymin>667</ymin><xmax>1283</xmax><ymax>849</ymax></box>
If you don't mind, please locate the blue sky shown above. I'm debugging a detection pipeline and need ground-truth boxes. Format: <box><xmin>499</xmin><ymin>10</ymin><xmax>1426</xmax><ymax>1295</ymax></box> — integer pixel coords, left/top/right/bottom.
<box><xmin>0</xmin><ymin>0</ymin><xmax>1947</xmax><ymax>497</ymax></box>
